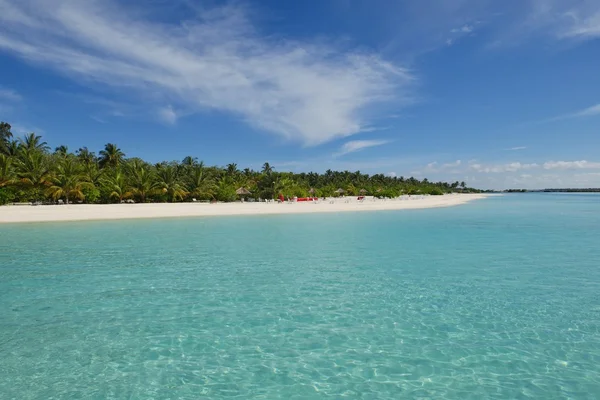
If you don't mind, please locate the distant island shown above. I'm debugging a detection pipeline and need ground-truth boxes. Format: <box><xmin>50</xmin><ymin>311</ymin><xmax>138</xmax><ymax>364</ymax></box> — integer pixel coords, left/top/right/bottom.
<box><xmin>0</xmin><ymin>121</ymin><xmax>481</xmax><ymax>205</ymax></box>
<box><xmin>504</xmin><ymin>189</ymin><xmax>600</xmax><ymax>193</ymax></box>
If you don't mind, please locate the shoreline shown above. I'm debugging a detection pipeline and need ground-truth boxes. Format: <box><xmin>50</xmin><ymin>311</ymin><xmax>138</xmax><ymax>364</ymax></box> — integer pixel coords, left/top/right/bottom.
<box><xmin>0</xmin><ymin>194</ymin><xmax>490</xmax><ymax>224</ymax></box>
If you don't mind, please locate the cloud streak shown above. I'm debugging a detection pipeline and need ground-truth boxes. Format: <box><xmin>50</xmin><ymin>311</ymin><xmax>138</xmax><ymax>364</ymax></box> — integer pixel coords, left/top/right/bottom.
<box><xmin>0</xmin><ymin>87</ymin><xmax>21</xmax><ymax>102</ymax></box>
<box><xmin>534</xmin><ymin>103</ymin><xmax>600</xmax><ymax>124</ymax></box>
<box><xmin>0</xmin><ymin>0</ymin><xmax>413</xmax><ymax>146</ymax></box>
<box><xmin>571</xmin><ymin>104</ymin><xmax>600</xmax><ymax>117</ymax></box>
<box><xmin>335</xmin><ymin>139</ymin><xmax>390</xmax><ymax>157</ymax></box>
<box><xmin>543</xmin><ymin>160</ymin><xmax>600</xmax><ymax>170</ymax></box>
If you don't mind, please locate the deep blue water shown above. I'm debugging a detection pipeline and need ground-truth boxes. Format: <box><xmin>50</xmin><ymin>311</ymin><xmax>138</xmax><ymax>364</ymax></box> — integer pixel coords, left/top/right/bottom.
<box><xmin>1</xmin><ymin>194</ymin><xmax>599</xmax><ymax>399</ymax></box>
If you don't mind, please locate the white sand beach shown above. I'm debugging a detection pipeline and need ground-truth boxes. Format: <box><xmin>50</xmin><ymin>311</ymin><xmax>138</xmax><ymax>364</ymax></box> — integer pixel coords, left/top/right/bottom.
<box><xmin>0</xmin><ymin>194</ymin><xmax>489</xmax><ymax>224</ymax></box>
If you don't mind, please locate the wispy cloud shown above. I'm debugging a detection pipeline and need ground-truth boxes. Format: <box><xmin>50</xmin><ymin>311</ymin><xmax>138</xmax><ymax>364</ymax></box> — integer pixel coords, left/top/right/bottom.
<box><xmin>506</xmin><ymin>146</ymin><xmax>527</xmax><ymax>151</ymax></box>
<box><xmin>90</xmin><ymin>115</ymin><xmax>107</xmax><ymax>124</ymax></box>
<box><xmin>451</xmin><ymin>25</ymin><xmax>474</xmax><ymax>33</ymax></box>
<box><xmin>11</xmin><ymin>123</ymin><xmax>44</xmax><ymax>135</ymax></box>
<box><xmin>557</xmin><ymin>6</ymin><xmax>600</xmax><ymax>39</ymax></box>
<box><xmin>158</xmin><ymin>105</ymin><xmax>178</xmax><ymax>125</ymax></box>
<box><xmin>534</xmin><ymin>103</ymin><xmax>600</xmax><ymax>124</ymax></box>
<box><xmin>0</xmin><ymin>87</ymin><xmax>21</xmax><ymax>102</ymax></box>
<box><xmin>527</xmin><ymin>0</ymin><xmax>600</xmax><ymax>40</ymax></box>
<box><xmin>469</xmin><ymin>162</ymin><xmax>539</xmax><ymax>173</ymax></box>
<box><xmin>335</xmin><ymin>139</ymin><xmax>390</xmax><ymax>157</ymax></box>
<box><xmin>571</xmin><ymin>104</ymin><xmax>600</xmax><ymax>117</ymax></box>
<box><xmin>0</xmin><ymin>0</ymin><xmax>413</xmax><ymax>146</ymax></box>
<box><xmin>543</xmin><ymin>160</ymin><xmax>600</xmax><ymax>170</ymax></box>
<box><xmin>414</xmin><ymin>159</ymin><xmax>462</xmax><ymax>174</ymax></box>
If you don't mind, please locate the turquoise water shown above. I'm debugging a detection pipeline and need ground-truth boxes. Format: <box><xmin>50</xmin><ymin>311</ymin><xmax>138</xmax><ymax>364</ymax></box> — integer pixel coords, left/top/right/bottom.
<box><xmin>1</xmin><ymin>194</ymin><xmax>600</xmax><ymax>399</ymax></box>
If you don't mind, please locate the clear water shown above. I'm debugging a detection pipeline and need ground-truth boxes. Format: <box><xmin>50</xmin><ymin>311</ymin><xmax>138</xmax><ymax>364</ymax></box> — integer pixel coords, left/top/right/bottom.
<box><xmin>1</xmin><ymin>194</ymin><xmax>600</xmax><ymax>399</ymax></box>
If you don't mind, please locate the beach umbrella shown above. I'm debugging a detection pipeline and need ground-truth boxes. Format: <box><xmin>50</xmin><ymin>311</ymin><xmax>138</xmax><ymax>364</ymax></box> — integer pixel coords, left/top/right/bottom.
<box><xmin>236</xmin><ymin>187</ymin><xmax>252</xmax><ymax>196</ymax></box>
<box><xmin>308</xmin><ymin>188</ymin><xmax>316</xmax><ymax>194</ymax></box>
<box><xmin>334</xmin><ymin>188</ymin><xmax>345</xmax><ymax>194</ymax></box>
<box><xmin>359</xmin><ymin>189</ymin><xmax>367</xmax><ymax>194</ymax></box>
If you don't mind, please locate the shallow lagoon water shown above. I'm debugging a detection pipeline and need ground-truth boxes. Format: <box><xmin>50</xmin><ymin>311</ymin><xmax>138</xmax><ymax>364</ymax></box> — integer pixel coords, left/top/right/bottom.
<box><xmin>1</xmin><ymin>194</ymin><xmax>599</xmax><ymax>399</ymax></box>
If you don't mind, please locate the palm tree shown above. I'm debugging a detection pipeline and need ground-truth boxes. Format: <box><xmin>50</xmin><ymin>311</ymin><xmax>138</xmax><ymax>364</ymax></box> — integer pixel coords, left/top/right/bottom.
<box><xmin>127</xmin><ymin>160</ymin><xmax>157</xmax><ymax>203</ymax></box>
<box><xmin>155</xmin><ymin>164</ymin><xmax>187</xmax><ymax>202</ymax></box>
<box><xmin>0</xmin><ymin>122</ymin><xmax>13</xmax><ymax>155</ymax></box>
<box><xmin>46</xmin><ymin>158</ymin><xmax>91</xmax><ymax>204</ymax></box>
<box><xmin>54</xmin><ymin>145</ymin><xmax>69</xmax><ymax>157</ymax></box>
<box><xmin>76</xmin><ymin>147</ymin><xmax>97</xmax><ymax>167</ymax></box>
<box><xmin>82</xmin><ymin>161</ymin><xmax>104</xmax><ymax>191</ymax></box>
<box><xmin>262</xmin><ymin>162</ymin><xmax>273</xmax><ymax>175</ymax></box>
<box><xmin>19</xmin><ymin>133</ymin><xmax>49</xmax><ymax>153</ymax></box>
<box><xmin>274</xmin><ymin>176</ymin><xmax>300</xmax><ymax>198</ymax></box>
<box><xmin>99</xmin><ymin>143</ymin><xmax>125</xmax><ymax>169</ymax></box>
<box><xmin>226</xmin><ymin>163</ymin><xmax>238</xmax><ymax>177</ymax></box>
<box><xmin>0</xmin><ymin>122</ymin><xmax>12</xmax><ymax>141</ymax></box>
<box><xmin>215</xmin><ymin>176</ymin><xmax>237</xmax><ymax>202</ymax></box>
<box><xmin>15</xmin><ymin>150</ymin><xmax>52</xmax><ymax>201</ymax></box>
<box><xmin>0</xmin><ymin>154</ymin><xmax>16</xmax><ymax>187</ymax></box>
<box><xmin>460</xmin><ymin>181</ymin><xmax>466</xmax><ymax>189</ymax></box>
<box><xmin>182</xmin><ymin>156</ymin><xmax>198</xmax><ymax>168</ymax></box>
<box><xmin>187</xmin><ymin>164</ymin><xmax>216</xmax><ymax>200</ymax></box>
<box><xmin>2</xmin><ymin>140</ymin><xmax>18</xmax><ymax>157</ymax></box>
<box><xmin>102</xmin><ymin>169</ymin><xmax>130</xmax><ymax>203</ymax></box>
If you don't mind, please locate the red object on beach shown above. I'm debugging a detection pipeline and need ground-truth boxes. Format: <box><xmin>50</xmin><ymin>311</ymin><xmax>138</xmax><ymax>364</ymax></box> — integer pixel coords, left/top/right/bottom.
<box><xmin>296</xmin><ymin>197</ymin><xmax>318</xmax><ymax>202</ymax></box>
<box><xmin>279</xmin><ymin>194</ymin><xmax>285</xmax><ymax>202</ymax></box>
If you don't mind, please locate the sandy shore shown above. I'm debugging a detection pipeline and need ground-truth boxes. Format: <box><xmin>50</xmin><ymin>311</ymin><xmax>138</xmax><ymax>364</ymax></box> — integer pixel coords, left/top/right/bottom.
<box><xmin>0</xmin><ymin>194</ymin><xmax>489</xmax><ymax>224</ymax></box>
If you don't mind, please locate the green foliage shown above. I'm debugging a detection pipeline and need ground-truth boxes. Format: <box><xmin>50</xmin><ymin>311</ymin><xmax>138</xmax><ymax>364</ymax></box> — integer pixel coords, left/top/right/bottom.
<box><xmin>215</xmin><ymin>177</ymin><xmax>237</xmax><ymax>202</ymax></box>
<box><xmin>0</xmin><ymin>187</ymin><xmax>15</xmax><ymax>205</ymax></box>
<box><xmin>0</xmin><ymin>120</ymin><xmax>481</xmax><ymax>205</ymax></box>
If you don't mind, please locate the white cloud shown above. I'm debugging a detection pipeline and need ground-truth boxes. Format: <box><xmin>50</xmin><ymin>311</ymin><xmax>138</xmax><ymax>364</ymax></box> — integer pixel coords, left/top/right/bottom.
<box><xmin>469</xmin><ymin>162</ymin><xmax>539</xmax><ymax>173</ymax></box>
<box><xmin>0</xmin><ymin>87</ymin><xmax>21</xmax><ymax>102</ymax></box>
<box><xmin>451</xmin><ymin>25</ymin><xmax>474</xmax><ymax>33</ymax></box>
<box><xmin>0</xmin><ymin>0</ymin><xmax>413</xmax><ymax>146</ymax></box>
<box><xmin>11</xmin><ymin>124</ymin><xmax>44</xmax><ymax>135</ymax></box>
<box><xmin>443</xmin><ymin>160</ymin><xmax>462</xmax><ymax>168</ymax></box>
<box><xmin>507</xmin><ymin>146</ymin><xmax>527</xmax><ymax>151</ymax></box>
<box><xmin>413</xmin><ymin>159</ymin><xmax>462</xmax><ymax>175</ymax></box>
<box><xmin>558</xmin><ymin>7</ymin><xmax>600</xmax><ymax>39</ymax></box>
<box><xmin>335</xmin><ymin>139</ymin><xmax>390</xmax><ymax>157</ymax></box>
<box><xmin>158</xmin><ymin>105</ymin><xmax>178</xmax><ymax>125</ymax></box>
<box><xmin>528</xmin><ymin>0</ymin><xmax>600</xmax><ymax>40</ymax></box>
<box><xmin>572</xmin><ymin>104</ymin><xmax>600</xmax><ymax>117</ymax></box>
<box><xmin>543</xmin><ymin>160</ymin><xmax>600</xmax><ymax>170</ymax></box>
<box><xmin>90</xmin><ymin>115</ymin><xmax>107</xmax><ymax>124</ymax></box>
<box><xmin>536</xmin><ymin>103</ymin><xmax>600</xmax><ymax>124</ymax></box>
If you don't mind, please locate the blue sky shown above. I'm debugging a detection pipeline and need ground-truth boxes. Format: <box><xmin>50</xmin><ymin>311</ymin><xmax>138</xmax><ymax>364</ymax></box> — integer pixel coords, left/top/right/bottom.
<box><xmin>0</xmin><ymin>0</ymin><xmax>599</xmax><ymax>189</ymax></box>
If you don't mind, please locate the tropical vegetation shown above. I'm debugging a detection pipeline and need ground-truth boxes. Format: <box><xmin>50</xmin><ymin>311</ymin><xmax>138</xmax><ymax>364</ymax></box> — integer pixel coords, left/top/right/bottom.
<box><xmin>0</xmin><ymin>121</ymin><xmax>480</xmax><ymax>205</ymax></box>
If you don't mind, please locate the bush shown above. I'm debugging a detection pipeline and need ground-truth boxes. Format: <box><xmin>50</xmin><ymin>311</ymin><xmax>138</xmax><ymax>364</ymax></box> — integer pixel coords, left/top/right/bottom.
<box><xmin>216</xmin><ymin>185</ymin><xmax>236</xmax><ymax>202</ymax></box>
<box><xmin>82</xmin><ymin>187</ymin><xmax>101</xmax><ymax>203</ymax></box>
<box><xmin>0</xmin><ymin>187</ymin><xmax>15</xmax><ymax>205</ymax></box>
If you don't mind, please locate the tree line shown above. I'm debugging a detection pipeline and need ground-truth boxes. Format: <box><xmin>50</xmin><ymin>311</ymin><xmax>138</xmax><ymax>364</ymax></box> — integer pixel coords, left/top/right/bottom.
<box><xmin>0</xmin><ymin>121</ymin><xmax>479</xmax><ymax>205</ymax></box>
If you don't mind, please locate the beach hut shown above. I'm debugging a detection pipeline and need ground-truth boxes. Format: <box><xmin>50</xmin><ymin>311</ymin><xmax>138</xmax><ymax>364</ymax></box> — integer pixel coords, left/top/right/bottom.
<box><xmin>236</xmin><ymin>187</ymin><xmax>252</xmax><ymax>201</ymax></box>
<box><xmin>359</xmin><ymin>189</ymin><xmax>367</xmax><ymax>195</ymax></box>
<box><xmin>334</xmin><ymin>188</ymin><xmax>345</xmax><ymax>197</ymax></box>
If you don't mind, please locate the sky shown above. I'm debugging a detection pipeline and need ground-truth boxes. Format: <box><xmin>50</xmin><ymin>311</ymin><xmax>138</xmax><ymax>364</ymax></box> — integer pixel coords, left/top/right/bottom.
<box><xmin>0</xmin><ymin>0</ymin><xmax>599</xmax><ymax>189</ymax></box>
